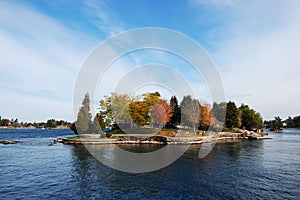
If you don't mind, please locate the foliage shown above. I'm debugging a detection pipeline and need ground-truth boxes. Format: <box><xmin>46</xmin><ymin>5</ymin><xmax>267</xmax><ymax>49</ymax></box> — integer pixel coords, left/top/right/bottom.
<box><xmin>180</xmin><ymin>95</ymin><xmax>200</xmax><ymax>133</ymax></box>
<box><xmin>167</xmin><ymin>96</ymin><xmax>181</xmax><ymax>128</ymax></box>
<box><xmin>199</xmin><ymin>103</ymin><xmax>215</xmax><ymax>130</ymax></box>
<box><xmin>100</xmin><ymin>93</ymin><xmax>132</xmax><ymax>127</ymax></box>
<box><xmin>75</xmin><ymin>93</ymin><xmax>92</xmax><ymax>134</ymax></box>
<box><xmin>212</xmin><ymin>102</ymin><xmax>227</xmax><ymax>123</ymax></box>
<box><xmin>273</xmin><ymin>116</ymin><xmax>283</xmax><ymax>130</ymax></box>
<box><xmin>286</xmin><ymin>116</ymin><xmax>295</xmax><ymax>128</ymax></box>
<box><xmin>150</xmin><ymin>99</ymin><xmax>173</xmax><ymax>128</ymax></box>
<box><xmin>225</xmin><ymin>101</ymin><xmax>240</xmax><ymax>129</ymax></box>
<box><xmin>239</xmin><ymin>104</ymin><xmax>264</xmax><ymax>130</ymax></box>
<box><xmin>129</xmin><ymin>92</ymin><xmax>161</xmax><ymax>126</ymax></box>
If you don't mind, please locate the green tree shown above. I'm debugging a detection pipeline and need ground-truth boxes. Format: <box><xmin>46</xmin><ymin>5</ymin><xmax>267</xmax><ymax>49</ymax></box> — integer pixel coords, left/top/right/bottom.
<box><xmin>76</xmin><ymin>93</ymin><xmax>92</xmax><ymax>134</ymax></box>
<box><xmin>212</xmin><ymin>102</ymin><xmax>227</xmax><ymax>123</ymax></box>
<box><xmin>167</xmin><ymin>96</ymin><xmax>181</xmax><ymax>128</ymax></box>
<box><xmin>239</xmin><ymin>104</ymin><xmax>264</xmax><ymax>131</ymax></box>
<box><xmin>286</xmin><ymin>116</ymin><xmax>295</xmax><ymax>128</ymax></box>
<box><xmin>225</xmin><ymin>101</ymin><xmax>240</xmax><ymax>129</ymax></box>
<box><xmin>273</xmin><ymin>116</ymin><xmax>283</xmax><ymax>130</ymax></box>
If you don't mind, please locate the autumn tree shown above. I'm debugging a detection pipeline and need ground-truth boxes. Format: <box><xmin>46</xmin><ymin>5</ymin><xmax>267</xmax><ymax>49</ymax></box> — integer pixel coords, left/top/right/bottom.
<box><xmin>129</xmin><ymin>92</ymin><xmax>161</xmax><ymax>127</ymax></box>
<box><xmin>129</xmin><ymin>100</ymin><xmax>149</xmax><ymax>126</ymax></box>
<box><xmin>180</xmin><ymin>95</ymin><xmax>200</xmax><ymax>133</ymax></box>
<box><xmin>199</xmin><ymin>103</ymin><xmax>215</xmax><ymax>131</ymax></box>
<box><xmin>76</xmin><ymin>93</ymin><xmax>92</xmax><ymax>134</ymax></box>
<box><xmin>150</xmin><ymin>99</ymin><xmax>173</xmax><ymax>128</ymax></box>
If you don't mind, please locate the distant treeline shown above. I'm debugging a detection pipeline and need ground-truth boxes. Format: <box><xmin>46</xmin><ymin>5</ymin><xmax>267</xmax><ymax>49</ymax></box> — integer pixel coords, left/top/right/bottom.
<box><xmin>0</xmin><ymin>117</ymin><xmax>71</xmax><ymax>128</ymax></box>
<box><xmin>265</xmin><ymin>115</ymin><xmax>300</xmax><ymax>129</ymax></box>
<box><xmin>72</xmin><ymin>92</ymin><xmax>264</xmax><ymax>134</ymax></box>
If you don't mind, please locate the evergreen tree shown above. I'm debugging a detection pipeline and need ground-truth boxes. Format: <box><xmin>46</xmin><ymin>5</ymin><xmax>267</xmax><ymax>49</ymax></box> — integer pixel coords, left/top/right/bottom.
<box><xmin>225</xmin><ymin>101</ymin><xmax>240</xmax><ymax>129</ymax></box>
<box><xmin>212</xmin><ymin>102</ymin><xmax>227</xmax><ymax>123</ymax></box>
<box><xmin>168</xmin><ymin>96</ymin><xmax>181</xmax><ymax>128</ymax></box>
<box><xmin>239</xmin><ymin>104</ymin><xmax>264</xmax><ymax>130</ymax></box>
<box><xmin>76</xmin><ymin>93</ymin><xmax>92</xmax><ymax>134</ymax></box>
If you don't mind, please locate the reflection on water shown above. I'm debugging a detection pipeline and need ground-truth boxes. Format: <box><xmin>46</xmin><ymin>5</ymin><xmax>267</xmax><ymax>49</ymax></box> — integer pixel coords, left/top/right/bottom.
<box><xmin>0</xmin><ymin>129</ymin><xmax>300</xmax><ymax>199</ymax></box>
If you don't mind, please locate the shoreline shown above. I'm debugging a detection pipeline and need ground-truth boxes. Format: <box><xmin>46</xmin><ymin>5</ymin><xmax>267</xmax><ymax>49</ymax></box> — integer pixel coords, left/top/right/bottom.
<box><xmin>58</xmin><ymin>132</ymin><xmax>272</xmax><ymax>145</ymax></box>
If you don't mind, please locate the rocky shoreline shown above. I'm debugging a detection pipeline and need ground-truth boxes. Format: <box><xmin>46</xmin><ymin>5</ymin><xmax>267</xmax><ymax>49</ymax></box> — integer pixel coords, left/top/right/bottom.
<box><xmin>58</xmin><ymin>131</ymin><xmax>272</xmax><ymax>145</ymax></box>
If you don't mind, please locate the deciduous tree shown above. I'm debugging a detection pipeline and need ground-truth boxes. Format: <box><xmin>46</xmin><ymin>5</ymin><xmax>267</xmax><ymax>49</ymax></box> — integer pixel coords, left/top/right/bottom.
<box><xmin>180</xmin><ymin>95</ymin><xmax>200</xmax><ymax>133</ymax></box>
<box><xmin>150</xmin><ymin>99</ymin><xmax>173</xmax><ymax>128</ymax></box>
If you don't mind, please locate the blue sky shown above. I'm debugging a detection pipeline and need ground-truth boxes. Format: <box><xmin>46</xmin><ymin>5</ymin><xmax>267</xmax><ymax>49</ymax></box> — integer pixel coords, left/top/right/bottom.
<box><xmin>1</xmin><ymin>0</ymin><xmax>300</xmax><ymax>122</ymax></box>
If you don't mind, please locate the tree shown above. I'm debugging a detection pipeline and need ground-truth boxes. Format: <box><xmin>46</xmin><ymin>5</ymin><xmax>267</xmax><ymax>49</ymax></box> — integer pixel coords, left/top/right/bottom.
<box><xmin>167</xmin><ymin>96</ymin><xmax>181</xmax><ymax>128</ymax></box>
<box><xmin>199</xmin><ymin>103</ymin><xmax>215</xmax><ymax>131</ymax></box>
<box><xmin>225</xmin><ymin>101</ymin><xmax>240</xmax><ymax>129</ymax></box>
<box><xmin>92</xmin><ymin>113</ymin><xmax>105</xmax><ymax>133</ymax></box>
<box><xmin>76</xmin><ymin>93</ymin><xmax>92</xmax><ymax>134</ymax></box>
<box><xmin>212</xmin><ymin>102</ymin><xmax>227</xmax><ymax>123</ymax></box>
<box><xmin>46</xmin><ymin>119</ymin><xmax>57</xmax><ymax>128</ymax></box>
<box><xmin>150</xmin><ymin>99</ymin><xmax>173</xmax><ymax>128</ymax></box>
<box><xmin>293</xmin><ymin>116</ymin><xmax>300</xmax><ymax>127</ymax></box>
<box><xmin>273</xmin><ymin>116</ymin><xmax>283</xmax><ymax>130</ymax></box>
<box><xmin>129</xmin><ymin>92</ymin><xmax>161</xmax><ymax>127</ymax></box>
<box><xmin>239</xmin><ymin>104</ymin><xmax>264</xmax><ymax>131</ymax></box>
<box><xmin>129</xmin><ymin>100</ymin><xmax>149</xmax><ymax>126</ymax></box>
<box><xmin>180</xmin><ymin>95</ymin><xmax>200</xmax><ymax>133</ymax></box>
<box><xmin>286</xmin><ymin>116</ymin><xmax>295</xmax><ymax>128</ymax></box>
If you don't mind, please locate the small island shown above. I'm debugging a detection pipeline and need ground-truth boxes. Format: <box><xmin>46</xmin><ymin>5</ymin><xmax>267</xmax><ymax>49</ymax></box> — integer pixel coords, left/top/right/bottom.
<box><xmin>61</xmin><ymin>92</ymin><xmax>272</xmax><ymax>145</ymax></box>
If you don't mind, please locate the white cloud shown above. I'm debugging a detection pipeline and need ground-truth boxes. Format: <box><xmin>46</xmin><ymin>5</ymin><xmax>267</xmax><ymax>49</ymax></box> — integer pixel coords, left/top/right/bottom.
<box><xmin>0</xmin><ymin>1</ymin><xmax>95</xmax><ymax>121</ymax></box>
<box><xmin>82</xmin><ymin>0</ymin><xmax>124</xmax><ymax>36</ymax></box>
<box><xmin>210</xmin><ymin>1</ymin><xmax>300</xmax><ymax>119</ymax></box>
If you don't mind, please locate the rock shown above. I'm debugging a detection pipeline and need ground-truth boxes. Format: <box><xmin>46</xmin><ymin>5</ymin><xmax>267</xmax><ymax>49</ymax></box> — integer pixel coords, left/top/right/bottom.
<box><xmin>0</xmin><ymin>140</ymin><xmax>19</xmax><ymax>145</ymax></box>
<box><xmin>247</xmin><ymin>136</ymin><xmax>257</xmax><ymax>140</ymax></box>
<box><xmin>54</xmin><ymin>138</ymin><xmax>63</xmax><ymax>143</ymax></box>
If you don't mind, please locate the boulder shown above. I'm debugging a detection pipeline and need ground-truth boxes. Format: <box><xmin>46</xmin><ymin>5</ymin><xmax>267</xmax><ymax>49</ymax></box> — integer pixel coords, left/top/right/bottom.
<box><xmin>0</xmin><ymin>140</ymin><xmax>19</xmax><ymax>145</ymax></box>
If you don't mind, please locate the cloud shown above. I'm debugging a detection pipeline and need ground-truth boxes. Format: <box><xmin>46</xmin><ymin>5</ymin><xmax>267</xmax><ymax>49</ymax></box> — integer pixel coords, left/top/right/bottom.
<box><xmin>209</xmin><ymin>1</ymin><xmax>300</xmax><ymax>119</ymax></box>
<box><xmin>0</xmin><ymin>1</ymin><xmax>95</xmax><ymax>121</ymax></box>
<box><xmin>82</xmin><ymin>0</ymin><xmax>124</xmax><ymax>36</ymax></box>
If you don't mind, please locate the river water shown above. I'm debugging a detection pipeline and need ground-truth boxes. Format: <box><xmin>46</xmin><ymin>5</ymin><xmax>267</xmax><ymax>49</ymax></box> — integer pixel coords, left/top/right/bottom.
<box><xmin>0</xmin><ymin>128</ymin><xmax>299</xmax><ymax>199</ymax></box>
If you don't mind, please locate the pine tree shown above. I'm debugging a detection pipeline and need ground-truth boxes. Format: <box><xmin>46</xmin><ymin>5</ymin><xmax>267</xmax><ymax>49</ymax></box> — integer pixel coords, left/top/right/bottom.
<box><xmin>76</xmin><ymin>93</ymin><xmax>92</xmax><ymax>134</ymax></box>
<box><xmin>168</xmin><ymin>96</ymin><xmax>181</xmax><ymax>128</ymax></box>
<box><xmin>225</xmin><ymin>101</ymin><xmax>240</xmax><ymax>129</ymax></box>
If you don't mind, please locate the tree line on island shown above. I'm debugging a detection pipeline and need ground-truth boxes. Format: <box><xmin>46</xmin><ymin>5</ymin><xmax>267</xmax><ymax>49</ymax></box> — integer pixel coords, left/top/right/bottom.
<box><xmin>72</xmin><ymin>92</ymin><xmax>265</xmax><ymax>135</ymax></box>
<box><xmin>264</xmin><ymin>115</ymin><xmax>300</xmax><ymax>131</ymax></box>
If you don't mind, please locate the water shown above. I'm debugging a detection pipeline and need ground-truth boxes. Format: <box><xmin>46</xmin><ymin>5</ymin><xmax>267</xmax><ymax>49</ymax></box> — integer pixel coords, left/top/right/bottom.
<box><xmin>0</xmin><ymin>129</ymin><xmax>299</xmax><ymax>199</ymax></box>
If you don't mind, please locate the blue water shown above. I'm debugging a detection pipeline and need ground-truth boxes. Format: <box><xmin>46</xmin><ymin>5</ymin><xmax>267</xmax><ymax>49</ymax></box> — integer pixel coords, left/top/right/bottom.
<box><xmin>0</xmin><ymin>128</ymin><xmax>299</xmax><ymax>199</ymax></box>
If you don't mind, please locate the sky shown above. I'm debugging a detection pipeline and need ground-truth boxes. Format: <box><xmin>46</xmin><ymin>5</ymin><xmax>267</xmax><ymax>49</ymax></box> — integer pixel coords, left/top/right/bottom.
<box><xmin>0</xmin><ymin>0</ymin><xmax>300</xmax><ymax>122</ymax></box>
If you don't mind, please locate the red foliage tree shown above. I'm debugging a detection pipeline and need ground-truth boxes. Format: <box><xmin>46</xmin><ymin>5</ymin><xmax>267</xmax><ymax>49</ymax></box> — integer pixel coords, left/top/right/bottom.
<box><xmin>150</xmin><ymin>99</ymin><xmax>173</xmax><ymax>128</ymax></box>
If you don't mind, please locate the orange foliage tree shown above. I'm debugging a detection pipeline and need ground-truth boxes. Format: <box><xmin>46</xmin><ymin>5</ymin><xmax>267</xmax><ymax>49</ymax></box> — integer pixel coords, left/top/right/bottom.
<box><xmin>200</xmin><ymin>103</ymin><xmax>215</xmax><ymax>131</ymax></box>
<box><xmin>150</xmin><ymin>99</ymin><xmax>173</xmax><ymax>128</ymax></box>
